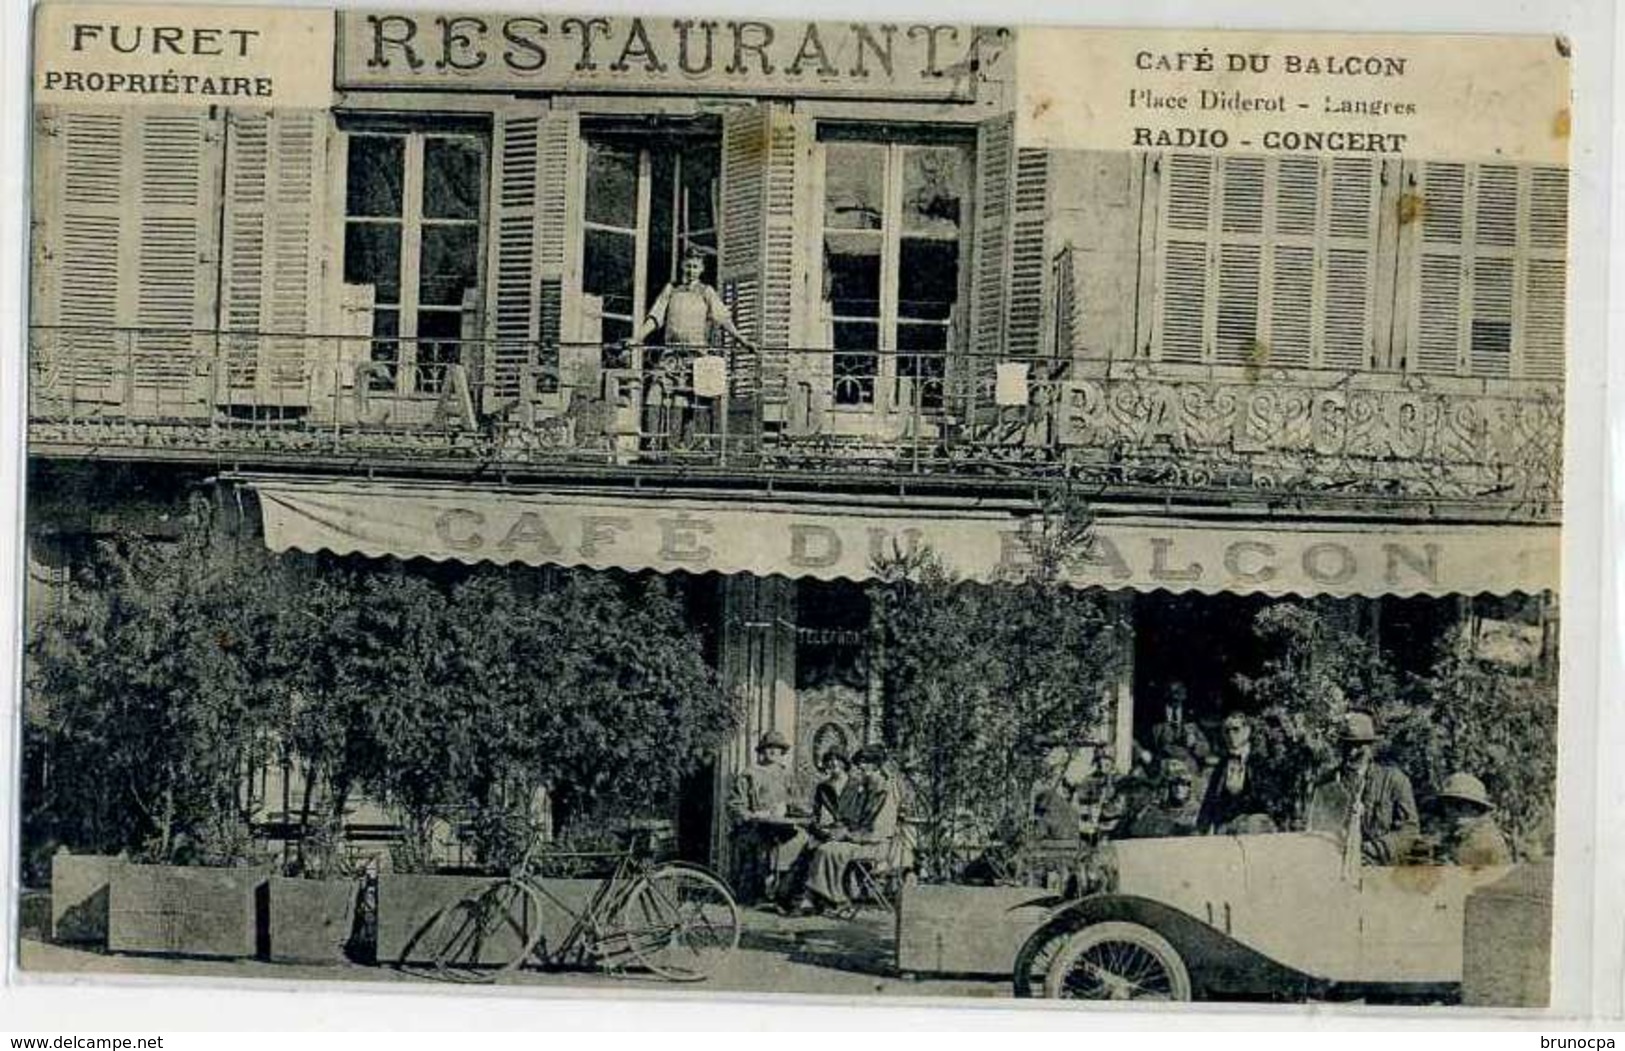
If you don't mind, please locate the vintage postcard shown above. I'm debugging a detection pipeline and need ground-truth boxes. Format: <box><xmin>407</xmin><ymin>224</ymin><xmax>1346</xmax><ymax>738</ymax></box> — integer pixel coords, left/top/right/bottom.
<box><xmin>15</xmin><ymin>0</ymin><xmax>1573</xmax><ymax>1012</ymax></box>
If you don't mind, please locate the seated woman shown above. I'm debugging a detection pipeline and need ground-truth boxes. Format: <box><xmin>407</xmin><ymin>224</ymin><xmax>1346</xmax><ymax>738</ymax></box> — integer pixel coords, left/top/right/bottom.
<box><xmin>790</xmin><ymin>746</ymin><xmax>898</xmax><ymax>914</ymax></box>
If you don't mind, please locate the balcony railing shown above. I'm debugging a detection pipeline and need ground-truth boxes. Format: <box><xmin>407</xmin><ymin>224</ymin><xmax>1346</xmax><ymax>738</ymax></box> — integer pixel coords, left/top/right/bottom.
<box><xmin>27</xmin><ymin>326</ymin><xmax>1563</xmax><ymax>515</ymax></box>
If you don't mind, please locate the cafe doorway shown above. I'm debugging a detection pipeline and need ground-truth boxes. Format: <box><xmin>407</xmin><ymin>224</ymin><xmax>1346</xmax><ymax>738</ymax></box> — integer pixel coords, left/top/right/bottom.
<box><xmin>1131</xmin><ymin>592</ymin><xmax>1270</xmax><ymax>752</ymax></box>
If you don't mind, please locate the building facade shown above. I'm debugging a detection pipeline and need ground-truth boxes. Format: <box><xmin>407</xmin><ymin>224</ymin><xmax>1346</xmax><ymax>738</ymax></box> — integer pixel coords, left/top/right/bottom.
<box><xmin>26</xmin><ymin>13</ymin><xmax>1564</xmax><ymax>868</ymax></box>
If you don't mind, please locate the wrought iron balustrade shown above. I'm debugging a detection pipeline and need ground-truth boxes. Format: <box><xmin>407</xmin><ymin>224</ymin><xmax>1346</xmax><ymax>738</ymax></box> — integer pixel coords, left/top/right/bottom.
<box><xmin>26</xmin><ymin>326</ymin><xmax>1562</xmax><ymax>516</ymax></box>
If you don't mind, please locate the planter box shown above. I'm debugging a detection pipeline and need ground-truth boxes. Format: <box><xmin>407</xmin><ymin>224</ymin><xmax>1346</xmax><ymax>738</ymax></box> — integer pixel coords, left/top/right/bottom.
<box><xmin>378</xmin><ymin>874</ymin><xmax>598</xmax><ymax>967</ymax></box>
<box><xmin>1463</xmin><ymin>862</ymin><xmax>1553</xmax><ymax>1007</ymax></box>
<box><xmin>50</xmin><ymin>854</ymin><xmax>122</xmax><ymax>945</ymax></box>
<box><xmin>896</xmin><ymin>883</ymin><xmax>1055</xmax><ymax>977</ymax></box>
<box><xmin>108</xmin><ymin>865</ymin><xmax>266</xmax><ymax>958</ymax></box>
<box><xmin>267</xmin><ymin>877</ymin><xmax>359</xmax><ymax>965</ymax></box>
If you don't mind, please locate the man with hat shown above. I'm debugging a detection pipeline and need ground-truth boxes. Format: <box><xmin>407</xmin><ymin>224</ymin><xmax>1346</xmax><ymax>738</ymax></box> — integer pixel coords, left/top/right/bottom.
<box><xmin>1307</xmin><ymin>711</ymin><xmax>1420</xmax><ymax>866</ymax></box>
<box><xmin>1431</xmin><ymin>772</ymin><xmax>1512</xmax><ymax>866</ymax></box>
<box><xmin>727</xmin><ymin>730</ymin><xmax>805</xmax><ymax>903</ymax></box>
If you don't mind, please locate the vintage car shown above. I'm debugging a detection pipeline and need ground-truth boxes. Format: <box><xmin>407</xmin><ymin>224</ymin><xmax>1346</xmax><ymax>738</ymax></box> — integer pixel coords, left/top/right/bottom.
<box><xmin>893</xmin><ymin>831</ymin><xmax>1549</xmax><ymax>1004</ymax></box>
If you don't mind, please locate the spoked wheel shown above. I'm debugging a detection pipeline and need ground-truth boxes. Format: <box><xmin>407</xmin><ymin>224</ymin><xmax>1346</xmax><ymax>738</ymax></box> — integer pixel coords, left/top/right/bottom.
<box><xmin>616</xmin><ymin>863</ymin><xmax>741</xmax><ymax>982</ymax></box>
<box><xmin>419</xmin><ymin>878</ymin><xmax>544</xmax><ymax>983</ymax></box>
<box><xmin>1042</xmin><ymin>921</ymin><xmax>1192</xmax><ymax>1002</ymax></box>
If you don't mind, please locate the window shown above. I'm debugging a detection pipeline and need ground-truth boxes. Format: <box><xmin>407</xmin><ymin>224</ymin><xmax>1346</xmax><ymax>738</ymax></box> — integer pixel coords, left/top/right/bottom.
<box><xmin>818</xmin><ymin>137</ymin><xmax>969</xmax><ymax>410</ymax></box>
<box><xmin>1153</xmin><ymin>153</ymin><xmax>1380</xmax><ymax>372</ymax></box>
<box><xmin>1410</xmin><ymin>162</ymin><xmax>1567</xmax><ymax>380</ymax></box>
<box><xmin>342</xmin><ymin>129</ymin><xmax>485</xmax><ymax>393</ymax></box>
<box><xmin>581</xmin><ymin>133</ymin><xmax>719</xmax><ymax>345</ymax></box>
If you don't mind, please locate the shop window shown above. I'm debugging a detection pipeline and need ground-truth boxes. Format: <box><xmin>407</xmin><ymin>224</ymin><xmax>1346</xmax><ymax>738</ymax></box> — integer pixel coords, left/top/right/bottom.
<box><xmin>581</xmin><ymin>133</ymin><xmax>719</xmax><ymax>345</ymax></box>
<box><xmin>342</xmin><ymin>129</ymin><xmax>485</xmax><ymax>393</ymax></box>
<box><xmin>819</xmin><ymin>137</ymin><xmax>969</xmax><ymax>411</ymax></box>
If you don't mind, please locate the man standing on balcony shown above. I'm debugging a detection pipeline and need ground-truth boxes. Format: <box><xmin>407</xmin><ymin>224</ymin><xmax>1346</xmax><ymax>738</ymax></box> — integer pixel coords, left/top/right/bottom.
<box><xmin>633</xmin><ymin>248</ymin><xmax>756</xmax><ymax>449</ymax></box>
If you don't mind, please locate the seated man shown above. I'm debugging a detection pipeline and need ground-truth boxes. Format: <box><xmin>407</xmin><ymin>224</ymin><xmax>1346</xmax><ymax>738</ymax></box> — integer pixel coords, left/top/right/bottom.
<box><xmin>796</xmin><ymin>745</ymin><xmax>898</xmax><ymax>914</ymax></box>
<box><xmin>1123</xmin><ymin>758</ymin><xmax>1202</xmax><ymax>839</ymax></box>
<box><xmin>1198</xmin><ymin>712</ymin><xmax>1278</xmax><ymax>835</ymax></box>
<box><xmin>1429</xmin><ymin>772</ymin><xmax>1512</xmax><ymax>866</ymax></box>
<box><xmin>727</xmin><ymin>730</ymin><xmax>806</xmax><ymax>904</ymax></box>
<box><xmin>1306</xmin><ymin>711</ymin><xmax>1419</xmax><ymax>866</ymax></box>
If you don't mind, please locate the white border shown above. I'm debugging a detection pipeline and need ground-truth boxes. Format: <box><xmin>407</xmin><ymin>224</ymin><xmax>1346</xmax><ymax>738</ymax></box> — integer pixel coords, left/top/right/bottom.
<box><xmin>0</xmin><ymin>0</ymin><xmax>1617</xmax><ymax>1031</ymax></box>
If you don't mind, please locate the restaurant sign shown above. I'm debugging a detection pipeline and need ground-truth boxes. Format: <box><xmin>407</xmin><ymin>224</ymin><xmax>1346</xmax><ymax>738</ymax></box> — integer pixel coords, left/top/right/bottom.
<box><xmin>250</xmin><ymin>481</ymin><xmax>1560</xmax><ymax>599</ymax></box>
<box><xmin>335</xmin><ymin>12</ymin><xmax>1008</xmax><ymax>100</ymax></box>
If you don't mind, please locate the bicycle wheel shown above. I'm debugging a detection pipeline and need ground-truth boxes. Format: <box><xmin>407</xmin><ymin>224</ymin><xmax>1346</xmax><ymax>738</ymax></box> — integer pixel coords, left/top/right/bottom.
<box><xmin>615</xmin><ymin>863</ymin><xmax>740</xmax><ymax>982</ymax></box>
<box><xmin>417</xmin><ymin>878</ymin><xmax>544</xmax><ymax>983</ymax></box>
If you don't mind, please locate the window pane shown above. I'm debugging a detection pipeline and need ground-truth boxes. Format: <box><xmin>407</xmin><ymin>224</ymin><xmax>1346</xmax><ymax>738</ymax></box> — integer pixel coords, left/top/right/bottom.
<box><xmin>903</xmin><ymin>147</ymin><xmax>966</xmax><ymax>236</ymax></box>
<box><xmin>585</xmin><ymin>141</ymin><xmax>639</xmax><ymax>229</ymax></box>
<box><xmin>419</xmin><ymin>225</ymin><xmax>479</xmax><ymax>306</ymax></box>
<box><xmin>344</xmin><ymin>222</ymin><xmax>402</xmax><ymax>303</ymax></box>
<box><xmin>346</xmin><ymin>136</ymin><xmax>404</xmax><ymax>218</ymax></box>
<box><xmin>583</xmin><ymin>227</ymin><xmax>636</xmax><ymax>320</ymax></box>
<box><xmin>649</xmin><ymin>150</ymin><xmax>677</xmax><ymax>288</ymax></box>
<box><xmin>422</xmin><ymin>138</ymin><xmax>482</xmax><ymax>220</ymax></box>
<box><xmin>369</xmin><ymin>309</ymin><xmax>400</xmax><ymax>390</ymax></box>
<box><xmin>824</xmin><ymin>233</ymin><xmax>882</xmax><ymax>318</ymax></box>
<box><xmin>897</xmin><ymin>322</ymin><xmax>948</xmax><ymax>352</ymax></box>
<box><xmin>681</xmin><ymin>143</ymin><xmax>719</xmax><ymax>237</ymax></box>
<box><xmin>897</xmin><ymin>330</ymin><xmax>946</xmax><ymax>410</ymax></box>
<box><xmin>898</xmin><ymin>239</ymin><xmax>959</xmax><ymax>321</ymax></box>
<box><xmin>415</xmin><ymin>310</ymin><xmax>464</xmax><ymax>393</ymax></box>
<box><xmin>833</xmin><ymin>331</ymin><xmax>878</xmax><ymax>406</ymax></box>
<box><xmin>824</xmin><ymin>143</ymin><xmax>884</xmax><ymax>230</ymax></box>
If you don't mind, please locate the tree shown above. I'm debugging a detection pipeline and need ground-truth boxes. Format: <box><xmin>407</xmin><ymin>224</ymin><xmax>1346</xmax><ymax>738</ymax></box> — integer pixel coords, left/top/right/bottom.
<box><xmin>28</xmin><ymin>495</ymin><xmax>279</xmax><ymax>864</ymax></box>
<box><xmin>868</xmin><ymin>493</ymin><xmax>1122</xmax><ymax>879</ymax></box>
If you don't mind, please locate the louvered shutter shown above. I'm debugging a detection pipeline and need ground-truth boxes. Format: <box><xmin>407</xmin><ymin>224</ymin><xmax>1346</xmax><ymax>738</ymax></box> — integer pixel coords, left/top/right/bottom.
<box><xmin>1215</xmin><ymin>156</ymin><xmax>1264</xmax><ymax>366</ymax></box>
<box><xmin>220</xmin><ymin>109</ymin><xmax>325</xmax><ymax>406</ymax></box>
<box><xmin>36</xmin><ymin>106</ymin><xmax>125</xmax><ymax>402</ymax></box>
<box><xmin>1319</xmin><ymin>158</ymin><xmax>1379</xmax><ymax>371</ymax></box>
<box><xmin>485</xmin><ymin>108</ymin><xmax>580</xmax><ymax>409</ymax></box>
<box><xmin>1407</xmin><ymin>162</ymin><xmax>1557</xmax><ymax>379</ymax></box>
<box><xmin>1268</xmin><ymin>156</ymin><xmax>1319</xmax><ymax>368</ymax></box>
<box><xmin>34</xmin><ymin>105</ymin><xmax>218</xmax><ymax>414</ymax></box>
<box><xmin>1413</xmin><ymin>162</ymin><xmax>1467</xmax><ymax>375</ymax></box>
<box><xmin>1007</xmin><ymin>148</ymin><xmax>1051</xmax><ymax>359</ymax></box>
<box><xmin>719</xmin><ymin>102</ymin><xmax>809</xmax><ymax>422</ymax></box>
<box><xmin>1468</xmin><ymin>165</ymin><xmax>1518</xmax><ymax>377</ymax></box>
<box><xmin>968</xmin><ymin>112</ymin><xmax>1015</xmax><ymax>373</ymax></box>
<box><xmin>1154</xmin><ymin>153</ymin><xmax>1213</xmax><ymax>364</ymax></box>
<box><xmin>1521</xmin><ymin>167</ymin><xmax>1568</xmax><ymax>380</ymax></box>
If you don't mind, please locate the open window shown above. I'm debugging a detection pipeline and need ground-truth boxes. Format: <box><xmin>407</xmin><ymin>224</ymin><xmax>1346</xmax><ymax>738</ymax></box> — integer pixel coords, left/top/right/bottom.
<box><xmin>340</xmin><ymin>122</ymin><xmax>487</xmax><ymax>394</ymax></box>
<box><xmin>815</xmin><ymin>130</ymin><xmax>971</xmax><ymax>414</ymax></box>
<box><xmin>580</xmin><ymin>128</ymin><xmax>720</xmax><ymax>345</ymax></box>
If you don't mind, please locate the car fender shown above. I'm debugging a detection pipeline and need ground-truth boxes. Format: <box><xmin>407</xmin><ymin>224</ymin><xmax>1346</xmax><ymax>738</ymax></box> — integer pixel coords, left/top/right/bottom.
<box><xmin>1011</xmin><ymin>893</ymin><xmax>1328</xmax><ymax>1001</ymax></box>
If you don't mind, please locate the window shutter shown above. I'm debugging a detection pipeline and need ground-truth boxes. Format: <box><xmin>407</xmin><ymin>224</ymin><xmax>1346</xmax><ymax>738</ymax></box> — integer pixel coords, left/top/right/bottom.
<box><xmin>1407</xmin><ymin>162</ymin><xmax>1560</xmax><ymax>379</ymax></box>
<box><xmin>1320</xmin><ymin>157</ymin><xmax>1379</xmax><ymax>371</ymax></box>
<box><xmin>1007</xmin><ymin>148</ymin><xmax>1051</xmax><ymax>359</ymax></box>
<box><xmin>969</xmin><ymin>112</ymin><xmax>1016</xmax><ymax>370</ymax></box>
<box><xmin>1214</xmin><ymin>156</ymin><xmax>1263</xmax><ymax>366</ymax></box>
<box><xmin>1520</xmin><ymin>167</ymin><xmax>1567</xmax><ymax>380</ymax></box>
<box><xmin>39</xmin><ymin>106</ymin><xmax>127</xmax><ymax>400</ymax></box>
<box><xmin>35</xmin><ymin>105</ymin><xmax>218</xmax><ymax>411</ymax></box>
<box><xmin>720</xmin><ymin>102</ymin><xmax>809</xmax><ymax>420</ymax></box>
<box><xmin>1268</xmin><ymin>155</ymin><xmax>1320</xmax><ymax>368</ymax></box>
<box><xmin>485</xmin><ymin>108</ymin><xmax>579</xmax><ymax>407</ymax></box>
<box><xmin>1154</xmin><ymin>153</ymin><xmax>1214</xmax><ymax>364</ymax></box>
<box><xmin>221</xmin><ymin>109</ymin><xmax>324</xmax><ymax>405</ymax></box>
<box><xmin>1413</xmin><ymin>162</ymin><xmax>1467</xmax><ymax>375</ymax></box>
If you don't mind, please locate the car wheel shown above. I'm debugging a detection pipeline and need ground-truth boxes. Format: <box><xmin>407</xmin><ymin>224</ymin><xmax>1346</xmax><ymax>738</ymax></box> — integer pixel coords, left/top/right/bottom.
<box><xmin>1042</xmin><ymin>921</ymin><xmax>1193</xmax><ymax>1002</ymax></box>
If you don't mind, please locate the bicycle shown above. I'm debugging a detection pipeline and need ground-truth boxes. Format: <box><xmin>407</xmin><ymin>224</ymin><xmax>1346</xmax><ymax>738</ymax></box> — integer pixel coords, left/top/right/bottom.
<box><xmin>407</xmin><ymin>827</ymin><xmax>741</xmax><ymax>984</ymax></box>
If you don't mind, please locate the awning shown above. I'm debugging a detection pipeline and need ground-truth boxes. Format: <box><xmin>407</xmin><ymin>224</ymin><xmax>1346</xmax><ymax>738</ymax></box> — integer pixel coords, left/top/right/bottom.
<box><xmin>247</xmin><ymin>479</ymin><xmax>1560</xmax><ymax>598</ymax></box>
